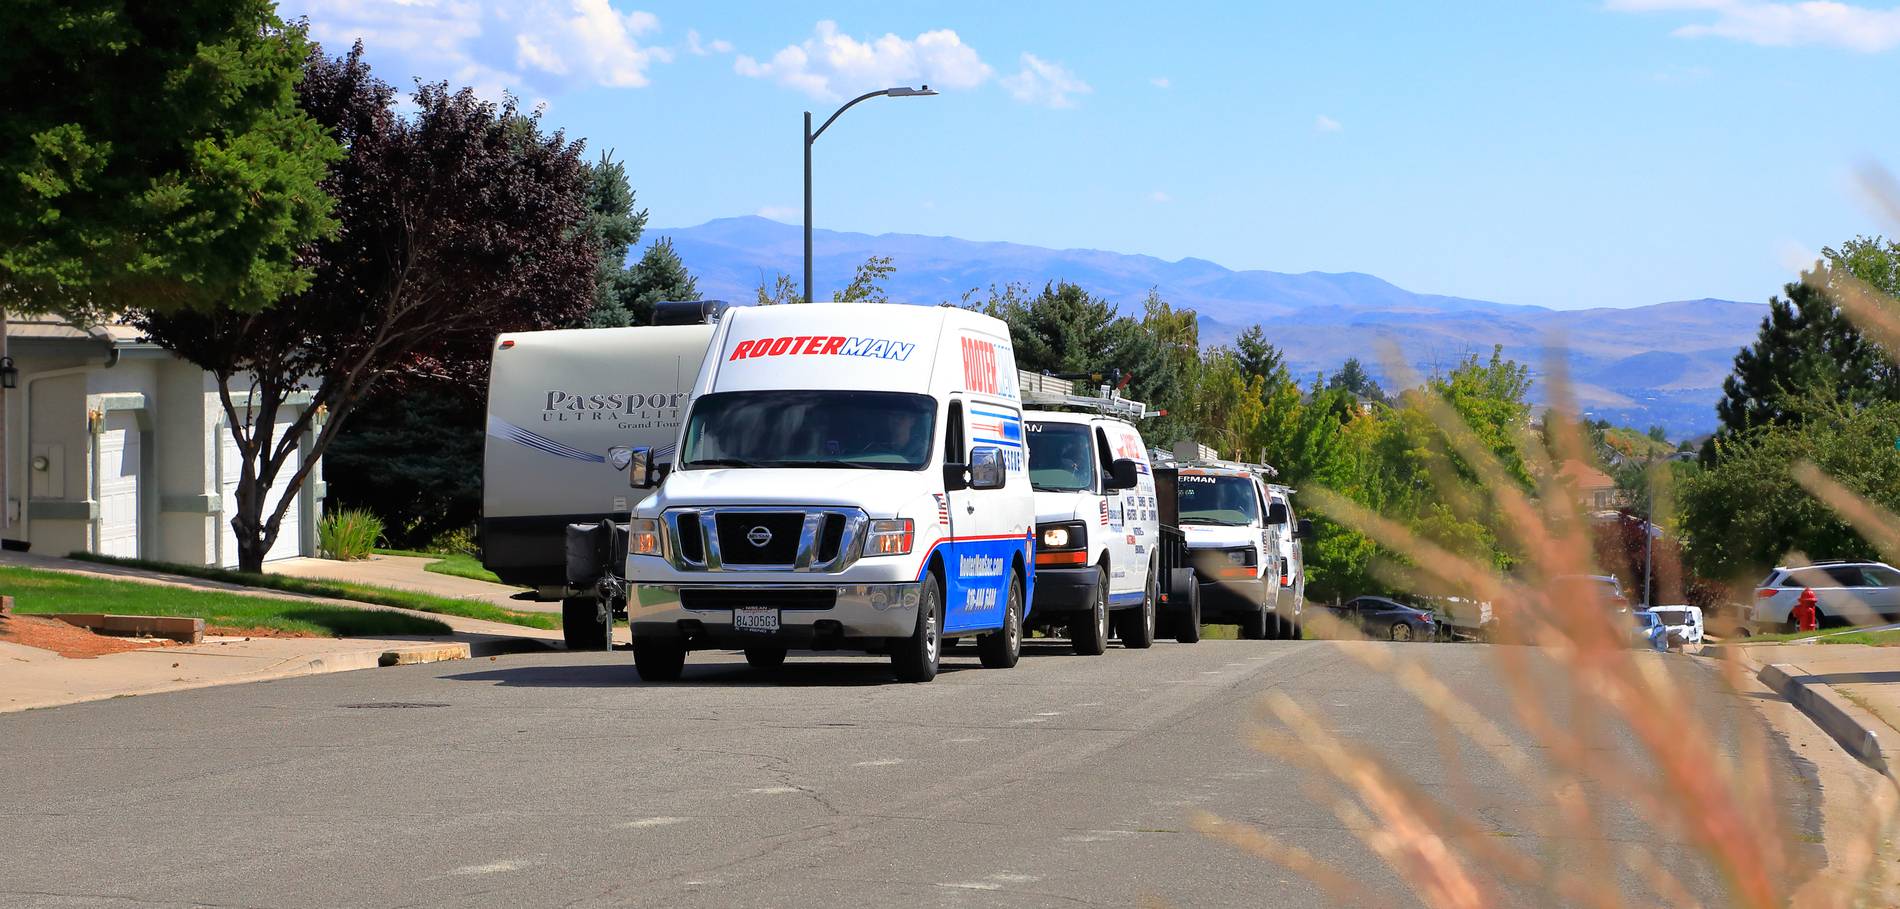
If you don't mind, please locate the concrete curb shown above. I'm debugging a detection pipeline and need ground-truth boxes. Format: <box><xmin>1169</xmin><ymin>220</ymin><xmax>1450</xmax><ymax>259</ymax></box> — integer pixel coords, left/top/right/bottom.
<box><xmin>1757</xmin><ymin>662</ymin><xmax>1889</xmax><ymax>773</ymax></box>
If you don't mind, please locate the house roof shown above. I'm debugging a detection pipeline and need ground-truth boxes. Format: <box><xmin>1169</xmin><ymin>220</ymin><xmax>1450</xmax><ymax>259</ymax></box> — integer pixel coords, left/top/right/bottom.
<box><xmin>6</xmin><ymin>319</ymin><xmax>145</xmax><ymax>344</ymax></box>
<box><xmin>1556</xmin><ymin>459</ymin><xmax>1615</xmax><ymax>489</ymax></box>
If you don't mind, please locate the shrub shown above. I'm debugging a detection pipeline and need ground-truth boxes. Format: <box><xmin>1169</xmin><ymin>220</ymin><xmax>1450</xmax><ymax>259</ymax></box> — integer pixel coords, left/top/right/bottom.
<box><xmin>318</xmin><ymin>509</ymin><xmax>383</xmax><ymax>561</ymax></box>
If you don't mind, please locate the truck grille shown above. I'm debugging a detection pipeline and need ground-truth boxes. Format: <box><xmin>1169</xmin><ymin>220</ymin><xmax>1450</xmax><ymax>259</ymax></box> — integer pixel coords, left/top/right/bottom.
<box><xmin>715</xmin><ymin>513</ymin><xmax>803</xmax><ymax>565</ymax></box>
<box><xmin>662</xmin><ymin>507</ymin><xmax>867</xmax><ymax>573</ymax></box>
<box><xmin>680</xmin><ymin>588</ymin><xmax>838</xmax><ymax>610</ymax></box>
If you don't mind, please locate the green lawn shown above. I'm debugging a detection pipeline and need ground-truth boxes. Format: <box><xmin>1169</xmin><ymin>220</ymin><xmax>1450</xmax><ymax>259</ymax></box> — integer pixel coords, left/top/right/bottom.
<box><xmin>1</xmin><ymin>565</ymin><xmax>452</xmax><ymax>637</ymax></box>
<box><xmin>375</xmin><ymin>549</ymin><xmax>508</xmax><ymax>586</ymax></box>
<box><xmin>70</xmin><ymin>554</ymin><xmax>559</xmax><ymax>630</ymax></box>
<box><xmin>1741</xmin><ymin>626</ymin><xmax>1900</xmax><ymax>646</ymax></box>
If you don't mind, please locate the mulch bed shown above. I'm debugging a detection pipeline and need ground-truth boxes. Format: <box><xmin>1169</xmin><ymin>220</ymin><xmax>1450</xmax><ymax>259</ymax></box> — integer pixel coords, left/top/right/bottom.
<box><xmin>0</xmin><ymin>614</ymin><xmax>173</xmax><ymax>659</ymax></box>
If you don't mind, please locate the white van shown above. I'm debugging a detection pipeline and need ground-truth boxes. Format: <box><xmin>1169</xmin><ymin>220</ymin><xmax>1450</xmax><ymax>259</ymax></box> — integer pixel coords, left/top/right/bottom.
<box><xmin>481</xmin><ymin>304</ymin><xmax>723</xmax><ymax>650</ymax></box>
<box><xmin>1023</xmin><ymin>411</ymin><xmax>1160</xmax><ymax>653</ymax></box>
<box><xmin>1264</xmin><ymin>485</ymin><xmax>1307</xmax><ymax>630</ymax></box>
<box><xmin>622</xmin><ymin>303</ymin><xmax>1037</xmax><ymax>683</ymax></box>
<box><xmin>1176</xmin><ymin>462</ymin><xmax>1311</xmax><ymax>639</ymax></box>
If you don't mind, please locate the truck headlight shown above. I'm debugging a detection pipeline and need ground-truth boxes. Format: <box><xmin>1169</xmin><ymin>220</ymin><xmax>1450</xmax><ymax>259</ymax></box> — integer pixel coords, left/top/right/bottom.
<box><xmin>1226</xmin><ymin>548</ymin><xmax>1256</xmax><ymax>567</ymax></box>
<box><xmin>1038</xmin><ymin>521</ymin><xmax>1085</xmax><ymax>551</ymax></box>
<box><xmin>863</xmin><ymin>519</ymin><xmax>914</xmax><ymax>556</ymax></box>
<box><xmin>628</xmin><ymin>518</ymin><xmax>662</xmax><ymax>557</ymax></box>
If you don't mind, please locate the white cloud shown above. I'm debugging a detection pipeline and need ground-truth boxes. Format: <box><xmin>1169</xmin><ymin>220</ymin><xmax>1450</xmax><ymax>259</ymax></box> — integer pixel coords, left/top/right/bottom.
<box><xmin>1606</xmin><ymin>0</ymin><xmax>1900</xmax><ymax>52</ymax></box>
<box><xmin>1000</xmin><ymin>54</ymin><xmax>1091</xmax><ymax>108</ymax></box>
<box><xmin>1314</xmin><ymin>114</ymin><xmax>1343</xmax><ymax>133</ymax></box>
<box><xmin>734</xmin><ymin>21</ymin><xmax>991</xmax><ymax>100</ymax></box>
<box><xmin>1147</xmin><ymin>190</ymin><xmax>1171</xmax><ymax>203</ymax></box>
<box><xmin>686</xmin><ymin>29</ymin><xmax>733</xmax><ymax>56</ymax></box>
<box><xmin>756</xmin><ymin>205</ymin><xmax>800</xmax><ymax>222</ymax></box>
<box><xmin>1150</xmin><ymin>75</ymin><xmax>1171</xmax><ymax>88</ymax></box>
<box><xmin>296</xmin><ymin>0</ymin><xmax>675</xmax><ymax>97</ymax></box>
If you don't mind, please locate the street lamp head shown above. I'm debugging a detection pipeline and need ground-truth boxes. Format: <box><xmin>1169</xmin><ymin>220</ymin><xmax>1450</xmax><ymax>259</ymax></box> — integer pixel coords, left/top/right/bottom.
<box><xmin>885</xmin><ymin>85</ymin><xmax>937</xmax><ymax>97</ymax></box>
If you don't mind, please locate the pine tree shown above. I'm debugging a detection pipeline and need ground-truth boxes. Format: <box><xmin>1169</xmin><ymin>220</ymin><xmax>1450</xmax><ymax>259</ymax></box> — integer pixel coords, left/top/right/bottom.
<box><xmin>1713</xmin><ymin>244</ymin><xmax>1900</xmax><ymax>446</ymax></box>
<box><xmin>626</xmin><ymin>237</ymin><xmax>701</xmax><ymax>323</ymax></box>
<box><xmin>1234</xmin><ymin>326</ymin><xmax>1285</xmax><ymax>382</ymax></box>
<box><xmin>578</xmin><ymin>154</ymin><xmax>649</xmax><ymax>327</ymax></box>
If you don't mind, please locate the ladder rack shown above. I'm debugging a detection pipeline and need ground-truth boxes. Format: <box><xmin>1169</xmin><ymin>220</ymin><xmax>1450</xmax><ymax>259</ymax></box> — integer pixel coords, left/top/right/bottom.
<box><xmin>1018</xmin><ymin>370</ymin><xmax>1150</xmax><ymax>419</ymax></box>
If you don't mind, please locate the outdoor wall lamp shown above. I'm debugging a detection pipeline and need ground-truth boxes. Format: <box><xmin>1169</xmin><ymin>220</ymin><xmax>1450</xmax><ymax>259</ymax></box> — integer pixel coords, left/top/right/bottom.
<box><xmin>0</xmin><ymin>356</ymin><xmax>15</xmax><ymax>389</ymax></box>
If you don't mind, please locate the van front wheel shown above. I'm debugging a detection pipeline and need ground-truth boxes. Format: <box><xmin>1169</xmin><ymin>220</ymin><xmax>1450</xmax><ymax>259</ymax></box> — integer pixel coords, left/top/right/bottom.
<box><xmin>562</xmin><ymin>597</ymin><xmax>611</xmax><ymax>651</ymax></box>
<box><xmin>632</xmin><ymin>638</ymin><xmax>685</xmax><ymax>681</ymax></box>
<box><xmin>1073</xmin><ymin>568</ymin><xmax>1110</xmax><ymax>656</ymax></box>
<box><xmin>892</xmin><ymin>574</ymin><xmax>943</xmax><ymax>682</ymax></box>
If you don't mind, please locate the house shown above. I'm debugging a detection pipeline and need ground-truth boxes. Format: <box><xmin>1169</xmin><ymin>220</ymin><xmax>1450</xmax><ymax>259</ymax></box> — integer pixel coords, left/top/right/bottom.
<box><xmin>2</xmin><ymin>320</ymin><xmax>324</xmax><ymax>566</ymax></box>
<box><xmin>1556</xmin><ymin>459</ymin><xmax>1624</xmax><ymax>511</ymax></box>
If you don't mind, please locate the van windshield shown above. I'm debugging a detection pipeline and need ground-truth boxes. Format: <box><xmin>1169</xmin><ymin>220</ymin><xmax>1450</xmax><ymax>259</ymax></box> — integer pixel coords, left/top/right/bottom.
<box><xmin>680</xmin><ymin>391</ymin><xmax>936</xmax><ymax>471</ymax></box>
<box><xmin>1027</xmin><ymin>421</ymin><xmax>1095</xmax><ymax>491</ymax></box>
<box><xmin>1177</xmin><ymin>474</ymin><xmax>1260</xmax><ymax>526</ymax></box>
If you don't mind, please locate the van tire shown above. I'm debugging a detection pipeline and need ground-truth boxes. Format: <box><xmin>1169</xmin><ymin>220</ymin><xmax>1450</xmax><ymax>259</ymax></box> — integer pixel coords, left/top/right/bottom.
<box><xmin>978</xmin><ymin>573</ymin><xmax>1024</xmax><ymax>669</ymax></box>
<box><xmin>1116</xmin><ymin>564</ymin><xmax>1158</xmax><ymax>649</ymax></box>
<box><xmin>562</xmin><ymin>597</ymin><xmax>611</xmax><ymax>651</ymax></box>
<box><xmin>1169</xmin><ymin>569</ymin><xmax>1202</xmax><ymax>644</ymax></box>
<box><xmin>1073</xmin><ymin>568</ymin><xmax>1110</xmax><ymax>656</ymax></box>
<box><xmin>744</xmin><ymin>645</ymin><xmax>787</xmax><ymax>669</ymax></box>
<box><xmin>892</xmin><ymin>573</ymin><xmax>943</xmax><ymax>682</ymax></box>
<box><xmin>632</xmin><ymin>638</ymin><xmax>686</xmax><ymax>681</ymax></box>
<box><xmin>1240</xmin><ymin>607</ymin><xmax>1271</xmax><ymax>640</ymax></box>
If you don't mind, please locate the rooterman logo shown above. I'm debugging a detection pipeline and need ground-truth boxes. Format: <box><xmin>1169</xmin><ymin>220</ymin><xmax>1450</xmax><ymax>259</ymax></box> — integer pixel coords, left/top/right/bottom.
<box><xmin>729</xmin><ymin>336</ymin><xmax>915</xmax><ymax>361</ymax></box>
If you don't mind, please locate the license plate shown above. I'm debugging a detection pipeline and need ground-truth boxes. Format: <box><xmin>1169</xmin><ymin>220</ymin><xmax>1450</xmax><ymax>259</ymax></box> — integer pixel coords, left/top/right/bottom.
<box><xmin>734</xmin><ymin>607</ymin><xmax>780</xmax><ymax>633</ymax></box>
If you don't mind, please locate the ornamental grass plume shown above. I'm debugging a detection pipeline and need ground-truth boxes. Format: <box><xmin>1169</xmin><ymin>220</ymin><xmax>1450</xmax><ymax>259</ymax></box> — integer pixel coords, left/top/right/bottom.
<box><xmin>1195</xmin><ymin>164</ymin><xmax>1900</xmax><ymax>907</ymax></box>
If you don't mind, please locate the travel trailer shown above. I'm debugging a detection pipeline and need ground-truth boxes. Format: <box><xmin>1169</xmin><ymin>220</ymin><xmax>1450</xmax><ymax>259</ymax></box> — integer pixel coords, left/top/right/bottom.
<box><xmin>481</xmin><ymin>301</ymin><xmax>725</xmax><ymax>650</ymax></box>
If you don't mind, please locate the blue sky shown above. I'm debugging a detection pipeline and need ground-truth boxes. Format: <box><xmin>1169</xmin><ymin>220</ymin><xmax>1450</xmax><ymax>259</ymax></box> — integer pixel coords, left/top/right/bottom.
<box><xmin>282</xmin><ymin>0</ymin><xmax>1900</xmax><ymax>310</ymax></box>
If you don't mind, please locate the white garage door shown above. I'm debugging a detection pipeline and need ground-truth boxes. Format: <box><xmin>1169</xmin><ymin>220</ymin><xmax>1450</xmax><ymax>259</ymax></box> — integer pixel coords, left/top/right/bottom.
<box><xmin>220</xmin><ymin>428</ymin><xmax>303</xmax><ymax>566</ymax></box>
<box><xmin>96</xmin><ymin>412</ymin><xmax>141</xmax><ymax>558</ymax></box>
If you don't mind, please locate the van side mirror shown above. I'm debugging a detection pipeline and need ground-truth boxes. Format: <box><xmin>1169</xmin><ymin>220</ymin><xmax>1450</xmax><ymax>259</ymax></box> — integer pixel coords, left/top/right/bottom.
<box><xmin>1106</xmin><ymin>457</ymin><xmax>1140</xmax><ymax>490</ymax></box>
<box><xmin>1266</xmin><ymin>501</ymin><xmax>1289</xmax><ymax>525</ymax></box>
<box><xmin>943</xmin><ymin>462</ymin><xmax>969</xmax><ymax>492</ymax></box>
<box><xmin>1296</xmin><ymin>518</ymin><xmax>1314</xmax><ymax>539</ymax></box>
<box><xmin>626</xmin><ymin>447</ymin><xmax>660</xmax><ymax>489</ymax></box>
<box><xmin>969</xmin><ymin>447</ymin><xmax>1007</xmax><ymax>490</ymax></box>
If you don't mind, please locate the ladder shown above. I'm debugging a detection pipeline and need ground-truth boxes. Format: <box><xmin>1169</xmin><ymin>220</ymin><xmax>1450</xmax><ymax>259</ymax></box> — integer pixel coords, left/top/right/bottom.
<box><xmin>1018</xmin><ymin>370</ymin><xmax>1151</xmax><ymax>420</ymax></box>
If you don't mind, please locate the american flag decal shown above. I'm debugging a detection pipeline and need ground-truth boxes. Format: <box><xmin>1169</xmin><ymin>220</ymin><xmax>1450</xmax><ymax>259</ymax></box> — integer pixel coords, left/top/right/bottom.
<box><xmin>1099</xmin><ymin>499</ymin><xmax>1110</xmax><ymax>525</ymax></box>
<box><xmin>935</xmin><ymin>494</ymin><xmax>950</xmax><ymax>526</ymax></box>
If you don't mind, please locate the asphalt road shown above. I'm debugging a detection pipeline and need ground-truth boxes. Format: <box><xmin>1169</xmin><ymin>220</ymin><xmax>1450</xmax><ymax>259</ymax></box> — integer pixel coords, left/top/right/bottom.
<box><xmin>1</xmin><ymin>640</ymin><xmax>1816</xmax><ymax>908</ymax></box>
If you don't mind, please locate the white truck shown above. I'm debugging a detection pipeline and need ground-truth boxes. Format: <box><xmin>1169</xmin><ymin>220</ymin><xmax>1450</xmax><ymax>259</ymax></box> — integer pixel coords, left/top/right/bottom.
<box><xmin>621</xmin><ymin>303</ymin><xmax>1037</xmax><ymax>683</ymax></box>
<box><xmin>1174</xmin><ymin>456</ymin><xmax>1311</xmax><ymax>639</ymax></box>
<box><xmin>481</xmin><ymin>302</ymin><xmax>725</xmax><ymax>650</ymax></box>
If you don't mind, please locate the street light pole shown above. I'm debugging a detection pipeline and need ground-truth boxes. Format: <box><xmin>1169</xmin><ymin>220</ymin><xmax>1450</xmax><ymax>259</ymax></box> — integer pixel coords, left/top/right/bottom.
<box><xmin>802</xmin><ymin>85</ymin><xmax>936</xmax><ymax>304</ymax></box>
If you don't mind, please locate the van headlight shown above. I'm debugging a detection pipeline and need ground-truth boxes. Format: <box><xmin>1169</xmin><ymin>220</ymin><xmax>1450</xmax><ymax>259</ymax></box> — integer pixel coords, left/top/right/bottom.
<box><xmin>1039</xmin><ymin>521</ymin><xmax>1085</xmax><ymax>551</ymax></box>
<box><xmin>628</xmin><ymin>518</ymin><xmax>663</xmax><ymax>557</ymax></box>
<box><xmin>863</xmin><ymin>519</ymin><xmax>914</xmax><ymax>556</ymax></box>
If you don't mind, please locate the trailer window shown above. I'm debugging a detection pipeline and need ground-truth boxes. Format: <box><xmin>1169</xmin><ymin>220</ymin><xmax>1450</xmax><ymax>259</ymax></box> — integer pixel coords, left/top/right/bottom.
<box><xmin>1176</xmin><ymin>475</ymin><xmax>1261</xmax><ymax>526</ymax></box>
<box><xmin>680</xmin><ymin>391</ymin><xmax>936</xmax><ymax>470</ymax></box>
<box><xmin>1026</xmin><ymin>421</ymin><xmax>1094</xmax><ymax>492</ymax></box>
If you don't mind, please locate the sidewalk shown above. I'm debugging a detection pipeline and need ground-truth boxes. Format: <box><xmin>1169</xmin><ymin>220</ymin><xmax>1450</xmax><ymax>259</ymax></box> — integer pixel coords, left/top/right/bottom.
<box><xmin>0</xmin><ymin>551</ymin><xmax>569</xmax><ymax>713</ymax></box>
<box><xmin>1722</xmin><ymin>641</ymin><xmax>1900</xmax><ymax>771</ymax></box>
<box><xmin>267</xmin><ymin>553</ymin><xmax>556</xmax><ymax>613</ymax></box>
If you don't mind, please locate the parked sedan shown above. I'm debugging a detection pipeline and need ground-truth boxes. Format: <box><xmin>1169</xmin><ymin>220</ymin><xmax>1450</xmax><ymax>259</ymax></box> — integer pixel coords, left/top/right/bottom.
<box><xmin>1332</xmin><ymin>596</ymin><xmax>1436</xmax><ymax>642</ymax></box>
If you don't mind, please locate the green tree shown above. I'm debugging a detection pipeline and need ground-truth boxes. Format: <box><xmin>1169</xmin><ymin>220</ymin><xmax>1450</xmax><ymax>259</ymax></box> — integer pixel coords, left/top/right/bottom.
<box><xmin>577</xmin><ymin>153</ymin><xmax>649</xmax><ymax>327</ymax></box>
<box><xmin>833</xmin><ymin>255</ymin><xmax>895</xmax><ymax>303</ymax></box>
<box><xmin>1681</xmin><ymin>395</ymin><xmax>1900</xmax><ymax>582</ymax></box>
<box><xmin>757</xmin><ymin>272</ymin><xmax>799</xmax><ymax>305</ymax></box>
<box><xmin>0</xmin><ymin>1</ymin><xmax>338</xmax><ymax>317</ymax></box>
<box><xmin>1234</xmin><ymin>326</ymin><xmax>1285</xmax><ymax>383</ymax></box>
<box><xmin>1328</xmin><ymin>357</ymin><xmax>1386</xmax><ymax>403</ymax></box>
<box><xmin>625</xmin><ymin>237</ymin><xmax>700</xmax><ymax>318</ymax></box>
<box><xmin>1713</xmin><ymin>239</ymin><xmax>1900</xmax><ymax>447</ymax></box>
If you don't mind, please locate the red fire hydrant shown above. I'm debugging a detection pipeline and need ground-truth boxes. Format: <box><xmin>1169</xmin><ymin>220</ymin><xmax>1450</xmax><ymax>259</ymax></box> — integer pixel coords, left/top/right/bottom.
<box><xmin>1793</xmin><ymin>588</ymin><xmax>1820</xmax><ymax>632</ymax></box>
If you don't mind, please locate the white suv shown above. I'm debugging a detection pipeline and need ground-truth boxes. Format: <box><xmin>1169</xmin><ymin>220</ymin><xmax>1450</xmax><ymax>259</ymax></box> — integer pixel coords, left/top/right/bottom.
<box><xmin>1752</xmin><ymin>561</ymin><xmax>1900</xmax><ymax>631</ymax></box>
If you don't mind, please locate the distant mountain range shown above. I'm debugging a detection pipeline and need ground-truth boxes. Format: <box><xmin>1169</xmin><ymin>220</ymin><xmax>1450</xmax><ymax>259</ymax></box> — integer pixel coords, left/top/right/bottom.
<box><xmin>646</xmin><ymin>216</ymin><xmax>1766</xmax><ymax>438</ymax></box>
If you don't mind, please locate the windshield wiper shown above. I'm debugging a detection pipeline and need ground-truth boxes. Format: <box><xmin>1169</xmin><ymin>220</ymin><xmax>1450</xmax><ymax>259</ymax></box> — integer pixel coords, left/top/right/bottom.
<box><xmin>1181</xmin><ymin>518</ymin><xmax>1246</xmax><ymax>526</ymax></box>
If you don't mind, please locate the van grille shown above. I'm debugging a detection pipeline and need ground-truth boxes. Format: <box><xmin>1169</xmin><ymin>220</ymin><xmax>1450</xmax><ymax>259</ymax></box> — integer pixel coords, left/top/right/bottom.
<box><xmin>817</xmin><ymin>514</ymin><xmax>847</xmax><ymax>563</ymax></box>
<box><xmin>680</xmin><ymin>588</ymin><xmax>838</xmax><ymax>610</ymax></box>
<box><xmin>675</xmin><ymin>512</ymin><xmax>705</xmax><ymax>564</ymax></box>
<box><xmin>715</xmin><ymin>513</ymin><xmax>803</xmax><ymax>565</ymax></box>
